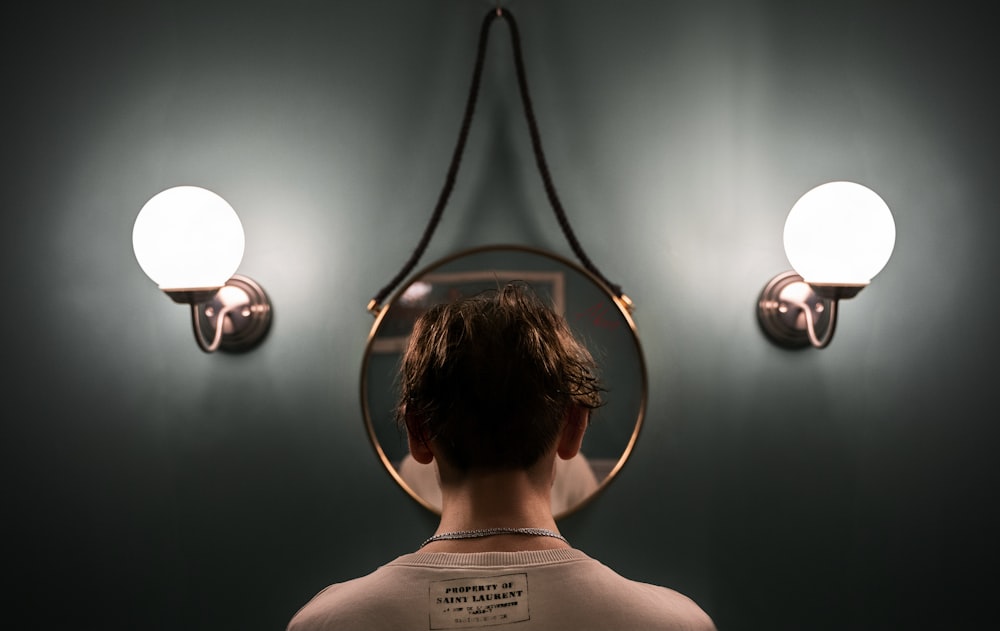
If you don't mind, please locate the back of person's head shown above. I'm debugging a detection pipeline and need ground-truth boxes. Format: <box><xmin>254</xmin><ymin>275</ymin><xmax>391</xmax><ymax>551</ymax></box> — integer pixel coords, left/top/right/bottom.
<box><xmin>397</xmin><ymin>282</ymin><xmax>603</xmax><ymax>472</ymax></box>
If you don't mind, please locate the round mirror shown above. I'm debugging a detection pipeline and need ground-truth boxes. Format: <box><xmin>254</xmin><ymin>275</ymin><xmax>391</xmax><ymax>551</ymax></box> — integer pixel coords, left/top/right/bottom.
<box><xmin>360</xmin><ymin>244</ymin><xmax>647</xmax><ymax>519</ymax></box>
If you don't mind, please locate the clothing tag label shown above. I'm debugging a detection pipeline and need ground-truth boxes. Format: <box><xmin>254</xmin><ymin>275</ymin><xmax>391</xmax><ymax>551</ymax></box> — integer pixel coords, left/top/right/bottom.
<box><xmin>428</xmin><ymin>573</ymin><xmax>530</xmax><ymax>629</ymax></box>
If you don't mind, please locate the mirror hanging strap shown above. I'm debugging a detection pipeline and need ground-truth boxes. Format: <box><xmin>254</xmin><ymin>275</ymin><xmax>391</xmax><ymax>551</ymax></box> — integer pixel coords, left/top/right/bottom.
<box><xmin>368</xmin><ymin>7</ymin><xmax>625</xmax><ymax>316</ymax></box>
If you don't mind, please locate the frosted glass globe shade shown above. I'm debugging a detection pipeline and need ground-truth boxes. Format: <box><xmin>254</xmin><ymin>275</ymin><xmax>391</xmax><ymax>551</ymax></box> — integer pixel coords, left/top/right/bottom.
<box><xmin>783</xmin><ymin>181</ymin><xmax>895</xmax><ymax>286</ymax></box>
<box><xmin>133</xmin><ymin>186</ymin><xmax>245</xmax><ymax>290</ymax></box>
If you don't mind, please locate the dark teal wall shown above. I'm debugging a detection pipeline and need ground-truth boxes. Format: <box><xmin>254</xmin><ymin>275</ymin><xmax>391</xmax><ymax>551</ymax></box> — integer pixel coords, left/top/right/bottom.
<box><xmin>5</xmin><ymin>1</ymin><xmax>997</xmax><ymax>629</ymax></box>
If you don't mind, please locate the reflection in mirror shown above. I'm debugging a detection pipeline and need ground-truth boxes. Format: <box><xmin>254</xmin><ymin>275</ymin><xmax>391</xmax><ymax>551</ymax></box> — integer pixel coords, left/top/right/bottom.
<box><xmin>361</xmin><ymin>245</ymin><xmax>647</xmax><ymax>519</ymax></box>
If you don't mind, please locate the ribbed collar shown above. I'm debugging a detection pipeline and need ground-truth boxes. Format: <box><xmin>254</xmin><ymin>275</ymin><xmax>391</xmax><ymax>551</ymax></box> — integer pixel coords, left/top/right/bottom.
<box><xmin>389</xmin><ymin>548</ymin><xmax>590</xmax><ymax>568</ymax></box>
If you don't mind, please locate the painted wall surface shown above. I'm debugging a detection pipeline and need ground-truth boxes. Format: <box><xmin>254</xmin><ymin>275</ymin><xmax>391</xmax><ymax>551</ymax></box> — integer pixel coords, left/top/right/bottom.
<box><xmin>5</xmin><ymin>1</ymin><xmax>997</xmax><ymax>629</ymax></box>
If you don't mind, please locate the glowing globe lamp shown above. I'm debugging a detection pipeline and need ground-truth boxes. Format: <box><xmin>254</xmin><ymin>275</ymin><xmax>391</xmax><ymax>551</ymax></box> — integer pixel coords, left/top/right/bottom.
<box><xmin>133</xmin><ymin>185</ymin><xmax>245</xmax><ymax>303</ymax></box>
<box><xmin>783</xmin><ymin>181</ymin><xmax>896</xmax><ymax>298</ymax></box>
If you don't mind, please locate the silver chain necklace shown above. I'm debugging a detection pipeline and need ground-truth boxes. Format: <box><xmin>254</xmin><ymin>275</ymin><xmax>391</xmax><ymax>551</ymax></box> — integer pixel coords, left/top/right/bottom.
<box><xmin>420</xmin><ymin>527</ymin><xmax>568</xmax><ymax>548</ymax></box>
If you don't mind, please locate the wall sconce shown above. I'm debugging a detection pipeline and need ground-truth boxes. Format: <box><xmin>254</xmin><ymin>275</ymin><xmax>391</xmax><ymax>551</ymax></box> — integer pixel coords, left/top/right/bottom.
<box><xmin>132</xmin><ymin>185</ymin><xmax>272</xmax><ymax>353</ymax></box>
<box><xmin>757</xmin><ymin>181</ymin><xmax>895</xmax><ymax>349</ymax></box>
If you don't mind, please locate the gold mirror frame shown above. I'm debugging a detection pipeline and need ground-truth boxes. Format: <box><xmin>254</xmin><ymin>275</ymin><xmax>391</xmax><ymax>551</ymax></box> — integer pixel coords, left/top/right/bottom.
<box><xmin>360</xmin><ymin>244</ymin><xmax>647</xmax><ymax>519</ymax></box>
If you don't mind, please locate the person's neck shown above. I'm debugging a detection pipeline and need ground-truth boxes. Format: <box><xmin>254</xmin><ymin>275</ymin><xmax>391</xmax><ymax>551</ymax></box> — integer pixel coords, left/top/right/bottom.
<box><xmin>421</xmin><ymin>466</ymin><xmax>567</xmax><ymax>552</ymax></box>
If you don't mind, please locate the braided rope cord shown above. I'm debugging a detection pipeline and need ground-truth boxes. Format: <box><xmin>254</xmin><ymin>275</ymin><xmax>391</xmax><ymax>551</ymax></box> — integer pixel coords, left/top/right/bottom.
<box><xmin>369</xmin><ymin>7</ymin><xmax>623</xmax><ymax>313</ymax></box>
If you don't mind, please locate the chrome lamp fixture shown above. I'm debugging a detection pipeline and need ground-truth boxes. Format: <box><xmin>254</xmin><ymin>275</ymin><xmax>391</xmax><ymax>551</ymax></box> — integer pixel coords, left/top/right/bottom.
<box><xmin>132</xmin><ymin>185</ymin><xmax>272</xmax><ymax>353</ymax></box>
<box><xmin>757</xmin><ymin>181</ymin><xmax>896</xmax><ymax>349</ymax></box>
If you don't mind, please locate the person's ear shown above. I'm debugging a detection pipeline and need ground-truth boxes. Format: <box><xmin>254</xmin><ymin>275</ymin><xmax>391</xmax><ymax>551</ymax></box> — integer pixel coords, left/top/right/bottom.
<box><xmin>405</xmin><ymin>412</ymin><xmax>435</xmax><ymax>465</ymax></box>
<box><xmin>556</xmin><ymin>405</ymin><xmax>588</xmax><ymax>460</ymax></box>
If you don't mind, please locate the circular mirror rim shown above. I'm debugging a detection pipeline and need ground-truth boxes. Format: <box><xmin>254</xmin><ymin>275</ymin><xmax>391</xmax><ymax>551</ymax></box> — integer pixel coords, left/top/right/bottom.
<box><xmin>360</xmin><ymin>243</ymin><xmax>648</xmax><ymax>520</ymax></box>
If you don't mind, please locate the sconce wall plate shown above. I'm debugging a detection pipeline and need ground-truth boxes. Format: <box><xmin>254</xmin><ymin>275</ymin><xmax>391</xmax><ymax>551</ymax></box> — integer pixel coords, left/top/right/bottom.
<box><xmin>757</xmin><ymin>271</ymin><xmax>835</xmax><ymax>349</ymax></box>
<box><xmin>192</xmin><ymin>274</ymin><xmax>272</xmax><ymax>353</ymax></box>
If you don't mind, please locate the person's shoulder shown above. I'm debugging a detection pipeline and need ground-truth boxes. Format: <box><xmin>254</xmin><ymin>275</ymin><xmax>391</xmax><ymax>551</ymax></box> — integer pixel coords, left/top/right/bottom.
<box><xmin>286</xmin><ymin>580</ymin><xmax>364</xmax><ymax>631</ymax></box>
<box><xmin>286</xmin><ymin>562</ymin><xmax>411</xmax><ymax>631</ymax></box>
<box><xmin>569</xmin><ymin>554</ymin><xmax>716</xmax><ymax>630</ymax></box>
<box><xmin>625</xmin><ymin>581</ymin><xmax>717</xmax><ymax>630</ymax></box>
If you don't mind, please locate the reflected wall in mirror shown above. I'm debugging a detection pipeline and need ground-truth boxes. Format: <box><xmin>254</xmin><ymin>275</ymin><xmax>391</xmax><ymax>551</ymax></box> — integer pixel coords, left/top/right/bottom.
<box><xmin>361</xmin><ymin>245</ymin><xmax>647</xmax><ymax>519</ymax></box>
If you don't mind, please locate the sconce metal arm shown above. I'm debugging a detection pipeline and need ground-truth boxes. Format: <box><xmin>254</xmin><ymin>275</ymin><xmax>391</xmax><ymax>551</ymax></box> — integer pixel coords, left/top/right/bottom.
<box><xmin>796</xmin><ymin>295</ymin><xmax>838</xmax><ymax>348</ymax></box>
<box><xmin>191</xmin><ymin>303</ymin><xmax>235</xmax><ymax>353</ymax></box>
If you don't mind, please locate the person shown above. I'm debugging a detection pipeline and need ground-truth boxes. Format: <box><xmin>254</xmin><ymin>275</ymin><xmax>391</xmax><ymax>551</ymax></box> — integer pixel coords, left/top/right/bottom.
<box><xmin>287</xmin><ymin>283</ymin><xmax>716</xmax><ymax>630</ymax></box>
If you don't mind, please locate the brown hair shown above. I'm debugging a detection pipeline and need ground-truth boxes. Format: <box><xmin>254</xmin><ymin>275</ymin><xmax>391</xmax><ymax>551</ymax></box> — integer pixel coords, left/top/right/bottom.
<box><xmin>397</xmin><ymin>282</ymin><xmax>603</xmax><ymax>471</ymax></box>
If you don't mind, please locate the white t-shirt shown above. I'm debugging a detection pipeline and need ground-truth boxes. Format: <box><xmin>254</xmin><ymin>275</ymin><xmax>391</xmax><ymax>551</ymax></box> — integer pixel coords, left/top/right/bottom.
<box><xmin>287</xmin><ymin>548</ymin><xmax>715</xmax><ymax>631</ymax></box>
